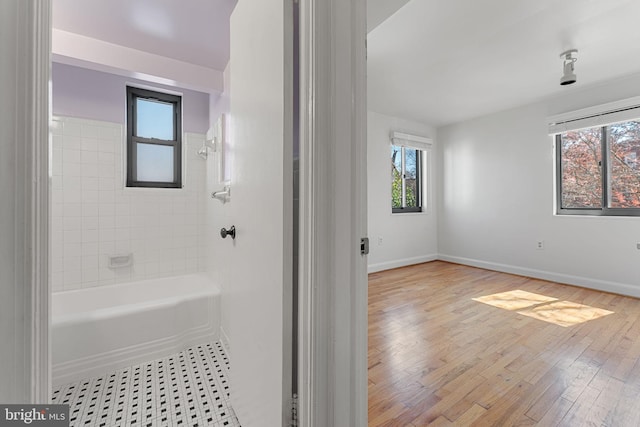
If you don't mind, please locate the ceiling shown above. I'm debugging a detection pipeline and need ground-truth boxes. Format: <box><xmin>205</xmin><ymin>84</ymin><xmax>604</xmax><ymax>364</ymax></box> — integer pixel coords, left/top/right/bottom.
<box><xmin>367</xmin><ymin>0</ymin><xmax>640</xmax><ymax>127</ymax></box>
<box><xmin>53</xmin><ymin>0</ymin><xmax>640</xmax><ymax>127</ymax></box>
<box><xmin>53</xmin><ymin>0</ymin><xmax>236</xmax><ymax>71</ymax></box>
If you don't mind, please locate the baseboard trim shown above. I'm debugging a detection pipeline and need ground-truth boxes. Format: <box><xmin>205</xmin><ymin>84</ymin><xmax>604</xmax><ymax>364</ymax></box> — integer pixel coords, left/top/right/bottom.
<box><xmin>438</xmin><ymin>254</ymin><xmax>640</xmax><ymax>298</ymax></box>
<box><xmin>368</xmin><ymin>254</ymin><xmax>438</xmax><ymax>273</ymax></box>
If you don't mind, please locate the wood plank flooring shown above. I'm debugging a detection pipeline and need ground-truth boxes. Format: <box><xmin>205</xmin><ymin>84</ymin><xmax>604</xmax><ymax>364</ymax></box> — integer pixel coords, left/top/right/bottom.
<box><xmin>368</xmin><ymin>261</ymin><xmax>640</xmax><ymax>426</ymax></box>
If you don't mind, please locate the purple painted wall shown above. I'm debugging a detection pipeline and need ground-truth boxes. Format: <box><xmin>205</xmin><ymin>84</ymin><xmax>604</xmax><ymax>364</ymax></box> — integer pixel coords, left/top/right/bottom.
<box><xmin>52</xmin><ymin>62</ymin><xmax>210</xmax><ymax>134</ymax></box>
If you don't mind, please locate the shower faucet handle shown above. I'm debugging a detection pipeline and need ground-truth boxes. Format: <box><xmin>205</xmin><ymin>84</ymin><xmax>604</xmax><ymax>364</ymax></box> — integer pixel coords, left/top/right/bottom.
<box><xmin>220</xmin><ymin>226</ymin><xmax>236</xmax><ymax>240</ymax></box>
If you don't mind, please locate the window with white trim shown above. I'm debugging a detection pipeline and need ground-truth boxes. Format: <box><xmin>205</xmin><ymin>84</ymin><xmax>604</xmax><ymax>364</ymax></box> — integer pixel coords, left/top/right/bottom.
<box><xmin>390</xmin><ymin>132</ymin><xmax>431</xmax><ymax>213</ymax></box>
<box><xmin>550</xmin><ymin>98</ymin><xmax>640</xmax><ymax>216</ymax></box>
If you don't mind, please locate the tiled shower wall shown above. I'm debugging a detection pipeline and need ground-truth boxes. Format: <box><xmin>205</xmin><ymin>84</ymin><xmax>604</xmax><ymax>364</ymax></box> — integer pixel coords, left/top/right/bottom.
<box><xmin>51</xmin><ymin>116</ymin><xmax>207</xmax><ymax>292</ymax></box>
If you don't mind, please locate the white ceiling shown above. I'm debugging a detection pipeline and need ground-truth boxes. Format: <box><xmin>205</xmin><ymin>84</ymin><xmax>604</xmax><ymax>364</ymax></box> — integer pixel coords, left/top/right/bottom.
<box><xmin>367</xmin><ymin>0</ymin><xmax>640</xmax><ymax>127</ymax></box>
<box><xmin>53</xmin><ymin>0</ymin><xmax>236</xmax><ymax>71</ymax></box>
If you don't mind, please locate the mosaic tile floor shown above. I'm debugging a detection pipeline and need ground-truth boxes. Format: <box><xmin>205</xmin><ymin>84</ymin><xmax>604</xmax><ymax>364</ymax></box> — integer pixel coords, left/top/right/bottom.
<box><xmin>52</xmin><ymin>342</ymin><xmax>241</xmax><ymax>427</ymax></box>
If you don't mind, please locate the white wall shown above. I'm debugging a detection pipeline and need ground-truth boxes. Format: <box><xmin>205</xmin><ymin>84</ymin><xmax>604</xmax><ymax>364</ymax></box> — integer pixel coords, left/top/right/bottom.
<box><xmin>367</xmin><ymin>110</ymin><xmax>438</xmax><ymax>272</ymax></box>
<box><xmin>51</xmin><ymin>116</ymin><xmax>207</xmax><ymax>291</ymax></box>
<box><xmin>438</xmin><ymin>73</ymin><xmax>640</xmax><ymax>295</ymax></box>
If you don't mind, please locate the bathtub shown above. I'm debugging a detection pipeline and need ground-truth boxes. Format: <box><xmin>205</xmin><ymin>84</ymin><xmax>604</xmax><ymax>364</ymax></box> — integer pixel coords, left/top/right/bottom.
<box><xmin>52</xmin><ymin>274</ymin><xmax>220</xmax><ymax>387</ymax></box>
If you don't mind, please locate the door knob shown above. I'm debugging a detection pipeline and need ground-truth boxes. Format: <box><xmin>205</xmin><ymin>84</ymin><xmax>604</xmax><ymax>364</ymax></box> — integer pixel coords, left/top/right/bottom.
<box><xmin>220</xmin><ymin>226</ymin><xmax>236</xmax><ymax>239</ymax></box>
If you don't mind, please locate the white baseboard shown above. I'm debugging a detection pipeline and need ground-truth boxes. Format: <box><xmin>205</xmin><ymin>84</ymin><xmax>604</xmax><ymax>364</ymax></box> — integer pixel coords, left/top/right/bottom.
<box><xmin>438</xmin><ymin>254</ymin><xmax>640</xmax><ymax>298</ymax></box>
<box><xmin>368</xmin><ymin>254</ymin><xmax>438</xmax><ymax>273</ymax></box>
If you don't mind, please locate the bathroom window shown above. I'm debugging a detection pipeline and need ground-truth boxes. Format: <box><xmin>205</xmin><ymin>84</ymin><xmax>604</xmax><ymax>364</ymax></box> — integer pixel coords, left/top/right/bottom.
<box><xmin>126</xmin><ymin>86</ymin><xmax>182</xmax><ymax>188</ymax></box>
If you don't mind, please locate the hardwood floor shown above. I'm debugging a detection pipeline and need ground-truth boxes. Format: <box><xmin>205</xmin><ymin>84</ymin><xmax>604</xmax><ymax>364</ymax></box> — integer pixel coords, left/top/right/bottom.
<box><xmin>368</xmin><ymin>261</ymin><xmax>640</xmax><ymax>426</ymax></box>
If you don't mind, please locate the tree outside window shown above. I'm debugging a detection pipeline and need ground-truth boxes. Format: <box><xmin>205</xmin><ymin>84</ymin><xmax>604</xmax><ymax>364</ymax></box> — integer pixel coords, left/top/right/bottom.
<box><xmin>558</xmin><ymin>119</ymin><xmax>640</xmax><ymax>215</ymax></box>
<box><xmin>392</xmin><ymin>145</ymin><xmax>422</xmax><ymax>213</ymax></box>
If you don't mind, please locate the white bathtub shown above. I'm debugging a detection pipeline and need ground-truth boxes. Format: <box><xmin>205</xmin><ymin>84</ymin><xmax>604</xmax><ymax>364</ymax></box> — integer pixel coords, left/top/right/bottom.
<box><xmin>52</xmin><ymin>274</ymin><xmax>220</xmax><ymax>386</ymax></box>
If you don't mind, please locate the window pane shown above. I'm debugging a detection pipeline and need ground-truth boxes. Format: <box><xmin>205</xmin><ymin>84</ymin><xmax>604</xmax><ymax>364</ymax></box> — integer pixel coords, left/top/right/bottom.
<box><xmin>391</xmin><ymin>146</ymin><xmax>402</xmax><ymax>208</ymax></box>
<box><xmin>608</xmin><ymin>121</ymin><xmax>640</xmax><ymax>208</ymax></box>
<box><xmin>404</xmin><ymin>148</ymin><xmax>418</xmax><ymax>208</ymax></box>
<box><xmin>136</xmin><ymin>98</ymin><xmax>174</xmax><ymax>140</ymax></box>
<box><xmin>136</xmin><ymin>143</ymin><xmax>174</xmax><ymax>182</ymax></box>
<box><xmin>560</xmin><ymin>128</ymin><xmax>602</xmax><ymax>208</ymax></box>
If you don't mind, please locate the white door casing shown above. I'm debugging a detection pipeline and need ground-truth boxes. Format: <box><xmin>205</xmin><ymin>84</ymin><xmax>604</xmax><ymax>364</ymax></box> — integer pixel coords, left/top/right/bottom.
<box><xmin>0</xmin><ymin>0</ymin><xmax>51</xmax><ymax>404</ymax></box>
<box><xmin>298</xmin><ymin>0</ymin><xmax>368</xmax><ymax>425</ymax></box>
<box><xmin>224</xmin><ymin>0</ymin><xmax>294</xmax><ymax>425</ymax></box>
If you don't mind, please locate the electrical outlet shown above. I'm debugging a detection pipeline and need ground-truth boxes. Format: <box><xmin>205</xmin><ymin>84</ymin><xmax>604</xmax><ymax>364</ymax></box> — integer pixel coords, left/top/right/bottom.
<box><xmin>378</xmin><ymin>237</ymin><xmax>383</xmax><ymax>246</ymax></box>
<box><xmin>536</xmin><ymin>240</ymin><xmax>544</xmax><ymax>250</ymax></box>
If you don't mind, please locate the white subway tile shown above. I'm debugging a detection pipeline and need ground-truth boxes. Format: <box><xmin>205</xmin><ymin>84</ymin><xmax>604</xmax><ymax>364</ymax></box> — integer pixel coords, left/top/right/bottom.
<box><xmin>100</xmin><ymin>215</ymin><xmax>115</xmax><ymax>228</ymax></box>
<box><xmin>63</xmin><ymin>229</ymin><xmax>82</xmax><ymax>243</ymax></box>
<box><xmin>81</xmin><ymin>124</ymin><xmax>99</xmax><ymax>139</ymax></box>
<box><xmin>64</xmin><ymin>162</ymin><xmax>82</xmax><ymax>177</ymax></box>
<box><xmin>99</xmin><ymin>190</ymin><xmax>115</xmax><ymax>204</ymax></box>
<box><xmin>62</xmin><ymin>149</ymin><xmax>82</xmax><ymax>164</ymax></box>
<box><xmin>63</xmin><ymin>203</ymin><xmax>82</xmax><ymax>217</ymax></box>
<box><xmin>115</xmin><ymin>216</ymin><xmax>130</xmax><ymax>228</ymax></box>
<box><xmin>99</xmin><ymin>268</ymin><xmax>115</xmax><ymax>281</ymax></box>
<box><xmin>82</xmin><ymin>203</ymin><xmax>99</xmax><ymax>217</ymax></box>
<box><xmin>81</xmin><ymin>228</ymin><xmax>99</xmax><ymax>243</ymax></box>
<box><xmin>98</xmin><ymin>162</ymin><xmax>115</xmax><ymax>178</ymax></box>
<box><xmin>64</xmin><ymin>136</ymin><xmax>82</xmax><ymax>151</ymax></box>
<box><xmin>81</xmin><ymin>162</ymin><xmax>99</xmax><ymax>178</ymax></box>
<box><xmin>63</xmin><ymin>216</ymin><xmax>82</xmax><ymax>230</ymax></box>
<box><xmin>99</xmin><ymin>204</ymin><xmax>115</xmax><ymax>217</ymax></box>
<box><xmin>81</xmin><ymin>190</ymin><xmax>99</xmax><ymax>204</ymax></box>
<box><xmin>63</xmin><ymin>256</ymin><xmax>81</xmax><ymax>272</ymax></box>
<box><xmin>98</xmin><ymin>140</ymin><xmax>115</xmax><ymax>153</ymax></box>
<box><xmin>63</xmin><ymin>270</ymin><xmax>82</xmax><ymax>290</ymax></box>
<box><xmin>81</xmin><ymin>269</ymin><xmax>99</xmax><ymax>283</ymax></box>
<box><xmin>114</xmin><ymin>227</ymin><xmax>130</xmax><ymax>241</ymax></box>
<box><xmin>51</xmin><ymin>203</ymin><xmax>64</xmax><ymax>218</ymax></box>
<box><xmin>51</xmin><ymin>272</ymin><xmax>64</xmax><ymax>292</ymax></box>
<box><xmin>81</xmin><ymin>242</ymin><xmax>99</xmax><ymax>256</ymax></box>
<box><xmin>51</xmin><ymin>256</ymin><xmax>63</xmax><ymax>273</ymax></box>
<box><xmin>99</xmin><ymin>241</ymin><xmax>115</xmax><ymax>255</ymax></box>
<box><xmin>82</xmin><ymin>255</ymin><xmax>99</xmax><ymax>270</ymax></box>
<box><xmin>114</xmin><ymin>241</ymin><xmax>130</xmax><ymax>253</ymax></box>
<box><xmin>62</xmin><ymin>179</ymin><xmax>81</xmax><ymax>195</ymax></box>
<box><xmin>81</xmin><ymin>139</ymin><xmax>98</xmax><ymax>152</ymax></box>
<box><xmin>99</xmin><ymin>177</ymin><xmax>115</xmax><ymax>191</ymax></box>
<box><xmin>81</xmin><ymin>151</ymin><xmax>98</xmax><ymax>164</ymax></box>
<box><xmin>63</xmin><ymin>243</ymin><xmax>82</xmax><ymax>258</ymax></box>
<box><xmin>99</xmin><ymin>227</ymin><xmax>116</xmax><ymax>242</ymax></box>
<box><xmin>98</xmin><ymin>152</ymin><xmax>115</xmax><ymax>165</ymax></box>
<box><xmin>64</xmin><ymin>122</ymin><xmax>82</xmax><ymax>137</ymax></box>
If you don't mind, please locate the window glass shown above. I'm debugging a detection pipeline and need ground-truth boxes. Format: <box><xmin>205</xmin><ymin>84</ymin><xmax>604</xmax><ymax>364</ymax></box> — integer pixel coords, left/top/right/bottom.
<box><xmin>391</xmin><ymin>146</ymin><xmax>402</xmax><ymax>209</ymax></box>
<box><xmin>136</xmin><ymin>98</ymin><xmax>174</xmax><ymax>140</ymax></box>
<box><xmin>560</xmin><ymin>128</ymin><xmax>602</xmax><ymax>209</ymax></box>
<box><xmin>608</xmin><ymin>121</ymin><xmax>640</xmax><ymax>208</ymax></box>
<box><xmin>404</xmin><ymin>148</ymin><xmax>419</xmax><ymax>208</ymax></box>
<box><xmin>391</xmin><ymin>145</ymin><xmax>423</xmax><ymax>213</ymax></box>
<box><xmin>136</xmin><ymin>143</ymin><xmax>174</xmax><ymax>183</ymax></box>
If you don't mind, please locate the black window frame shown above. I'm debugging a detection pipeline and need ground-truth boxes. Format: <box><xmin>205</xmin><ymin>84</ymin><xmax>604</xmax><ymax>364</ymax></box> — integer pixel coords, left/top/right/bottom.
<box><xmin>392</xmin><ymin>145</ymin><xmax>423</xmax><ymax>214</ymax></box>
<box><xmin>556</xmin><ymin>123</ymin><xmax>640</xmax><ymax>217</ymax></box>
<box><xmin>126</xmin><ymin>86</ymin><xmax>182</xmax><ymax>188</ymax></box>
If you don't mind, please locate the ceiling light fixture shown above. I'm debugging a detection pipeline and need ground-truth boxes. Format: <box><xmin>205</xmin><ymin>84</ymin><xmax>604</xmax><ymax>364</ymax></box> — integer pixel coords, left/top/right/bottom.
<box><xmin>560</xmin><ymin>49</ymin><xmax>578</xmax><ymax>86</ymax></box>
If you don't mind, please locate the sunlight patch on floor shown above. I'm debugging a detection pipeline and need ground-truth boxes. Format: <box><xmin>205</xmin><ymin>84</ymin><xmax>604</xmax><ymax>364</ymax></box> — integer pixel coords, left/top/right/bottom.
<box><xmin>472</xmin><ymin>289</ymin><xmax>558</xmax><ymax>310</ymax></box>
<box><xmin>473</xmin><ymin>290</ymin><xmax>614</xmax><ymax>327</ymax></box>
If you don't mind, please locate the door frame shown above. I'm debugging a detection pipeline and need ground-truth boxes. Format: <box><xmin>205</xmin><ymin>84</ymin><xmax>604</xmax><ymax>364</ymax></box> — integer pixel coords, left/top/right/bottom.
<box><xmin>2</xmin><ymin>0</ymin><xmax>51</xmax><ymax>403</ymax></box>
<box><xmin>20</xmin><ymin>0</ymin><xmax>368</xmax><ymax>422</ymax></box>
<box><xmin>297</xmin><ymin>0</ymin><xmax>368</xmax><ymax>425</ymax></box>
